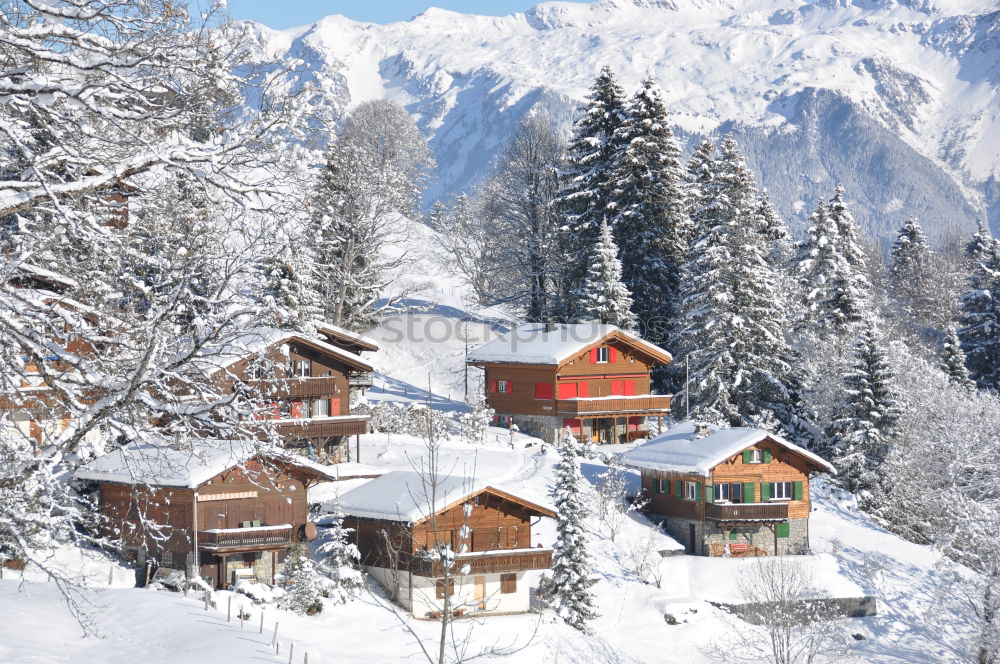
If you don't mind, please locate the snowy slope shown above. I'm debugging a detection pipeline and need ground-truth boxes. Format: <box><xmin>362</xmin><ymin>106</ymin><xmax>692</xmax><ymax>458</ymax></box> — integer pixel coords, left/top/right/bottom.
<box><xmin>243</xmin><ymin>0</ymin><xmax>1000</xmax><ymax>239</ymax></box>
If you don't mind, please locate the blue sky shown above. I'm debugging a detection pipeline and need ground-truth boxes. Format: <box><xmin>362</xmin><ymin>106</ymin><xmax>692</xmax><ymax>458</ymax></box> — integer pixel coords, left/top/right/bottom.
<box><xmin>226</xmin><ymin>1</ymin><xmax>593</xmax><ymax>29</ymax></box>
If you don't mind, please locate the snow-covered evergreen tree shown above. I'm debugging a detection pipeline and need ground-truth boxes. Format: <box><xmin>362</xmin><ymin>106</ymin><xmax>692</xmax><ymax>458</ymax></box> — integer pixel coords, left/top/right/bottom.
<box><xmin>889</xmin><ymin>217</ymin><xmax>934</xmax><ymax>321</ymax></box>
<box><xmin>316</xmin><ymin>496</ymin><xmax>363</xmax><ymax>603</ymax></box>
<box><xmin>606</xmin><ymin>78</ymin><xmax>689</xmax><ymax>339</ymax></box>
<box><xmin>578</xmin><ymin>220</ymin><xmax>637</xmax><ymax>329</ymax></box>
<box><xmin>255</xmin><ymin>223</ymin><xmax>322</xmax><ymax>332</ymax></box>
<box><xmin>958</xmin><ymin>239</ymin><xmax>1000</xmax><ymax>391</ymax></box>
<box><xmin>827</xmin><ymin>323</ymin><xmax>900</xmax><ymax>509</ymax></box>
<box><xmin>966</xmin><ymin>220</ymin><xmax>997</xmax><ymax>269</ymax></box>
<box><xmin>941</xmin><ymin>325</ymin><xmax>975</xmax><ymax>390</ymax></box>
<box><xmin>796</xmin><ymin>195</ymin><xmax>870</xmax><ymax>333</ymax></box>
<box><xmin>546</xmin><ymin>429</ymin><xmax>597</xmax><ymax>630</ymax></box>
<box><xmin>280</xmin><ymin>543</ymin><xmax>325</xmax><ymax>615</ymax></box>
<box><xmin>674</xmin><ymin>138</ymin><xmax>805</xmax><ymax>434</ymax></box>
<box><xmin>555</xmin><ymin>66</ymin><xmax>627</xmax><ymax>320</ymax></box>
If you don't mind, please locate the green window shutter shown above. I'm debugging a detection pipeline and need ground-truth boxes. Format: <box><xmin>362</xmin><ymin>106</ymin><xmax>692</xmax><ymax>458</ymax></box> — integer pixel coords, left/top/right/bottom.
<box><xmin>794</xmin><ymin>481</ymin><xmax>803</xmax><ymax>501</ymax></box>
<box><xmin>729</xmin><ymin>531</ymin><xmax>738</xmax><ymax>541</ymax></box>
<box><xmin>776</xmin><ymin>522</ymin><xmax>790</xmax><ymax>538</ymax></box>
<box><xmin>676</xmin><ymin>480</ymin><xmax>683</xmax><ymax>498</ymax></box>
<box><xmin>694</xmin><ymin>483</ymin><xmax>701</xmax><ymax>502</ymax></box>
<box><xmin>761</xmin><ymin>482</ymin><xmax>771</xmax><ymax>501</ymax></box>
<box><xmin>743</xmin><ymin>482</ymin><xmax>755</xmax><ymax>503</ymax></box>
<box><xmin>763</xmin><ymin>449</ymin><xmax>773</xmax><ymax>464</ymax></box>
<box><xmin>704</xmin><ymin>484</ymin><xmax>714</xmax><ymax>503</ymax></box>
<box><xmin>742</xmin><ymin>450</ymin><xmax>751</xmax><ymax>464</ymax></box>
<box><xmin>651</xmin><ymin>478</ymin><xmax>659</xmax><ymax>494</ymax></box>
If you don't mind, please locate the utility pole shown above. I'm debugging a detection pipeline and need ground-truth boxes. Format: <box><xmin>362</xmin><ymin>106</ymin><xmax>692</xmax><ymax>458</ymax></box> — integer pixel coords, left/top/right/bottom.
<box><xmin>464</xmin><ymin>323</ymin><xmax>469</xmax><ymax>402</ymax></box>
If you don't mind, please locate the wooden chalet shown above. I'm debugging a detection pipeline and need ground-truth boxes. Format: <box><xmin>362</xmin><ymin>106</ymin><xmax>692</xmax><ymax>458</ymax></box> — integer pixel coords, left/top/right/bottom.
<box><xmin>340</xmin><ymin>471</ymin><xmax>555</xmax><ymax>618</ymax></box>
<box><xmin>75</xmin><ymin>438</ymin><xmax>340</xmax><ymax>589</ymax></box>
<box><xmin>208</xmin><ymin>328</ymin><xmax>376</xmax><ymax>462</ymax></box>
<box><xmin>623</xmin><ymin>422</ymin><xmax>835</xmax><ymax>557</ymax></box>
<box><xmin>466</xmin><ymin>323</ymin><xmax>673</xmax><ymax>444</ymax></box>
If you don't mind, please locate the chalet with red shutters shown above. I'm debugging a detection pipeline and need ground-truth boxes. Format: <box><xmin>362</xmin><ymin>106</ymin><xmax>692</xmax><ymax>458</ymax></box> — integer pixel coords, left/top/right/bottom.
<box><xmin>206</xmin><ymin>328</ymin><xmax>377</xmax><ymax>462</ymax></box>
<box><xmin>623</xmin><ymin>422</ymin><xmax>835</xmax><ymax>557</ymax></box>
<box><xmin>340</xmin><ymin>470</ymin><xmax>555</xmax><ymax>617</ymax></box>
<box><xmin>75</xmin><ymin>438</ymin><xmax>340</xmax><ymax>589</ymax></box>
<box><xmin>466</xmin><ymin>323</ymin><xmax>673</xmax><ymax>444</ymax></box>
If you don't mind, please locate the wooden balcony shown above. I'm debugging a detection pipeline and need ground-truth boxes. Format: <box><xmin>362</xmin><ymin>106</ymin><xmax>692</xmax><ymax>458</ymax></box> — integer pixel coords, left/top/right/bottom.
<box><xmin>249</xmin><ymin>377</ymin><xmax>340</xmax><ymax>398</ymax></box>
<box><xmin>275</xmin><ymin>416</ymin><xmax>368</xmax><ymax>439</ymax></box>
<box><xmin>705</xmin><ymin>502</ymin><xmax>789</xmax><ymax>522</ymax></box>
<box><xmin>411</xmin><ymin>548</ymin><xmax>553</xmax><ymax>577</ymax></box>
<box><xmin>348</xmin><ymin>372</ymin><xmax>374</xmax><ymax>389</ymax></box>
<box><xmin>557</xmin><ymin>394</ymin><xmax>671</xmax><ymax>416</ymax></box>
<box><xmin>198</xmin><ymin>525</ymin><xmax>293</xmax><ymax>551</ymax></box>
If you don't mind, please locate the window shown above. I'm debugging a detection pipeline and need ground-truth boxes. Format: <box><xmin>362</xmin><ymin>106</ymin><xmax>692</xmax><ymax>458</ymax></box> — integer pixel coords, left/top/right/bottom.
<box><xmin>684</xmin><ymin>481</ymin><xmax>699</xmax><ymax>501</ymax></box>
<box><xmin>770</xmin><ymin>482</ymin><xmax>794</xmax><ymax>500</ymax></box>
<box><xmin>714</xmin><ymin>483</ymin><xmax>744</xmax><ymax>503</ymax></box>
<box><xmin>161</xmin><ymin>551</ymin><xmax>173</xmax><ymax>567</ymax></box>
<box><xmin>534</xmin><ymin>382</ymin><xmax>553</xmax><ymax>399</ymax></box>
<box><xmin>435</xmin><ymin>579</ymin><xmax>456</xmax><ymax>599</ymax></box>
<box><xmin>776</xmin><ymin>522</ymin><xmax>790</xmax><ymax>538</ymax></box>
<box><xmin>595</xmin><ymin>347</ymin><xmax>609</xmax><ymax>363</ymax></box>
<box><xmin>500</xmin><ymin>573</ymin><xmax>517</xmax><ymax>594</ymax></box>
<box><xmin>497</xmin><ymin>380</ymin><xmax>510</xmax><ymax>394</ymax></box>
<box><xmin>745</xmin><ymin>449</ymin><xmax>763</xmax><ymax>464</ymax></box>
<box><xmin>311</xmin><ymin>399</ymin><xmax>329</xmax><ymax>418</ymax></box>
<box><xmin>290</xmin><ymin>359</ymin><xmax>311</xmax><ymax>377</ymax></box>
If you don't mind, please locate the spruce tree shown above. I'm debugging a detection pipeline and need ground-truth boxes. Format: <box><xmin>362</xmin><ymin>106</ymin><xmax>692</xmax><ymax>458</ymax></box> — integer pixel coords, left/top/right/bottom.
<box><xmin>555</xmin><ymin>66</ymin><xmax>627</xmax><ymax>320</ymax></box>
<box><xmin>606</xmin><ymin>77</ymin><xmax>689</xmax><ymax>339</ymax></box>
<box><xmin>827</xmin><ymin>323</ymin><xmax>900</xmax><ymax>509</ymax></box>
<box><xmin>547</xmin><ymin>429</ymin><xmax>597</xmax><ymax>631</ymax></box>
<box><xmin>674</xmin><ymin>137</ymin><xmax>804</xmax><ymax>433</ymax></box>
<box><xmin>966</xmin><ymin>220</ymin><xmax>996</xmax><ymax>268</ymax></box>
<box><xmin>941</xmin><ymin>325</ymin><xmax>975</xmax><ymax>390</ymax></box>
<box><xmin>316</xmin><ymin>495</ymin><xmax>363</xmax><ymax>603</ymax></box>
<box><xmin>578</xmin><ymin>220</ymin><xmax>637</xmax><ymax>329</ymax></box>
<box><xmin>889</xmin><ymin>217</ymin><xmax>933</xmax><ymax>320</ymax></box>
<box><xmin>958</xmin><ymin>240</ymin><xmax>1000</xmax><ymax>391</ymax></box>
<box><xmin>256</xmin><ymin>224</ymin><xmax>322</xmax><ymax>332</ymax></box>
<box><xmin>280</xmin><ymin>542</ymin><xmax>325</xmax><ymax>615</ymax></box>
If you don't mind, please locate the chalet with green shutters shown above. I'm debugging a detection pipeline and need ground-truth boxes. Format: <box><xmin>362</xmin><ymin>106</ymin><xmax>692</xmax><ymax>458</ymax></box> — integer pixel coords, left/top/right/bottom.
<box><xmin>623</xmin><ymin>422</ymin><xmax>835</xmax><ymax>556</ymax></box>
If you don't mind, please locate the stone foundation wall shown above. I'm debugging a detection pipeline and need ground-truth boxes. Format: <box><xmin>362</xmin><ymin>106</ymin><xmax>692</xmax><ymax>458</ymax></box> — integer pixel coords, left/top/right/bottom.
<box><xmin>653</xmin><ymin>516</ymin><xmax>810</xmax><ymax>556</ymax></box>
<box><xmin>504</xmin><ymin>414</ymin><xmax>565</xmax><ymax>446</ymax></box>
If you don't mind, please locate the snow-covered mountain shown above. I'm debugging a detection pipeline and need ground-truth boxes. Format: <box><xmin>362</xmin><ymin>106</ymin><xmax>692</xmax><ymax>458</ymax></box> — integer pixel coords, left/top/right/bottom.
<box><xmin>243</xmin><ymin>0</ymin><xmax>1000</xmax><ymax>241</ymax></box>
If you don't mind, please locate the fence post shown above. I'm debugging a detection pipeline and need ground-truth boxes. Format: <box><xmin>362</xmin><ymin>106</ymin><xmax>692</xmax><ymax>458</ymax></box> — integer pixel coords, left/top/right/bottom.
<box><xmin>288</xmin><ymin>643</ymin><xmax>294</xmax><ymax>664</ymax></box>
<box><xmin>240</xmin><ymin>604</ymin><xmax>244</xmax><ymax>629</ymax></box>
<box><xmin>272</xmin><ymin>622</ymin><xmax>279</xmax><ymax>649</ymax></box>
<box><xmin>227</xmin><ymin>596</ymin><xmax>231</xmax><ymax>622</ymax></box>
<box><xmin>204</xmin><ymin>591</ymin><xmax>209</xmax><ymax>611</ymax></box>
<box><xmin>259</xmin><ymin>611</ymin><xmax>264</xmax><ymax>634</ymax></box>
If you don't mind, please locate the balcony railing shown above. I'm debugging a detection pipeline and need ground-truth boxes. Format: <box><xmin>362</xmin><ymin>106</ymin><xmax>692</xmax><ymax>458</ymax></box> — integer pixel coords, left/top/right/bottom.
<box><xmin>411</xmin><ymin>548</ymin><xmax>553</xmax><ymax>577</ymax></box>
<box><xmin>557</xmin><ymin>395</ymin><xmax>672</xmax><ymax>416</ymax></box>
<box><xmin>249</xmin><ymin>377</ymin><xmax>340</xmax><ymax>398</ymax></box>
<box><xmin>275</xmin><ymin>416</ymin><xmax>368</xmax><ymax>438</ymax></box>
<box><xmin>198</xmin><ymin>525</ymin><xmax>293</xmax><ymax>551</ymax></box>
<box><xmin>348</xmin><ymin>372</ymin><xmax>374</xmax><ymax>388</ymax></box>
<box><xmin>705</xmin><ymin>502</ymin><xmax>789</xmax><ymax>522</ymax></box>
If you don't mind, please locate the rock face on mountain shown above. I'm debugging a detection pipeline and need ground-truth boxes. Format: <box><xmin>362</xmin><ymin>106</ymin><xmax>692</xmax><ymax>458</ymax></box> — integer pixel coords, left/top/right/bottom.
<box><xmin>244</xmin><ymin>0</ymin><xmax>1000</xmax><ymax>240</ymax></box>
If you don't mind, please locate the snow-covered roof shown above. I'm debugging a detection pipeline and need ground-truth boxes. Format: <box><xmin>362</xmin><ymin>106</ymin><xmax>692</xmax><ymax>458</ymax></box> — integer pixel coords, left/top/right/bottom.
<box><xmin>12</xmin><ymin>262</ymin><xmax>78</xmax><ymax>289</ymax></box>
<box><xmin>75</xmin><ymin>437</ymin><xmax>342</xmax><ymax>488</ymax></box>
<box><xmin>622</xmin><ymin>421</ymin><xmax>836</xmax><ymax>477</ymax></box>
<box><xmin>199</xmin><ymin>327</ymin><xmax>373</xmax><ymax>375</ymax></box>
<box><xmin>466</xmin><ymin>323</ymin><xmax>672</xmax><ymax>366</ymax></box>
<box><xmin>314</xmin><ymin>322</ymin><xmax>379</xmax><ymax>352</ymax></box>
<box><xmin>339</xmin><ymin>470</ymin><xmax>556</xmax><ymax>524</ymax></box>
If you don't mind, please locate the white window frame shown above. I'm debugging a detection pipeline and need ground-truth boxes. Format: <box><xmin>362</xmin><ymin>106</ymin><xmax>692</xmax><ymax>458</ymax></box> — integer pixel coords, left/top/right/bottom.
<box><xmin>684</xmin><ymin>481</ymin><xmax>698</xmax><ymax>501</ymax></box>
<box><xmin>747</xmin><ymin>449</ymin><xmax>763</xmax><ymax>464</ymax></box>
<box><xmin>291</xmin><ymin>359</ymin><xmax>312</xmax><ymax>377</ymax></box>
<box><xmin>595</xmin><ymin>347</ymin><xmax>609</xmax><ymax>363</ymax></box>
<box><xmin>770</xmin><ymin>481</ymin><xmax>793</xmax><ymax>501</ymax></box>
<box><xmin>715</xmin><ymin>483</ymin><xmax>742</xmax><ymax>503</ymax></box>
<box><xmin>311</xmin><ymin>398</ymin><xmax>329</xmax><ymax>418</ymax></box>
<box><xmin>497</xmin><ymin>380</ymin><xmax>510</xmax><ymax>393</ymax></box>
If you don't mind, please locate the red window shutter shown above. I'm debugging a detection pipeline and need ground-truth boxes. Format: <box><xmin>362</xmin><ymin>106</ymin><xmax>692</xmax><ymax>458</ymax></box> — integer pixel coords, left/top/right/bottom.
<box><xmin>290</xmin><ymin>401</ymin><xmax>304</xmax><ymax>418</ymax></box>
<box><xmin>507</xmin><ymin>381</ymin><xmax>513</xmax><ymax>394</ymax></box>
<box><xmin>329</xmin><ymin>398</ymin><xmax>341</xmax><ymax>414</ymax></box>
<box><xmin>562</xmin><ymin>418</ymin><xmax>581</xmax><ymax>433</ymax></box>
<box><xmin>609</xmin><ymin>347</ymin><xmax>617</xmax><ymax>362</ymax></box>
<box><xmin>611</xmin><ymin>381</ymin><xmax>623</xmax><ymax>396</ymax></box>
<box><xmin>534</xmin><ymin>383</ymin><xmax>553</xmax><ymax>399</ymax></box>
<box><xmin>590</xmin><ymin>348</ymin><xmax>598</xmax><ymax>364</ymax></box>
<box><xmin>578</xmin><ymin>382</ymin><xmax>589</xmax><ymax>397</ymax></box>
<box><xmin>628</xmin><ymin>416</ymin><xmax>642</xmax><ymax>426</ymax></box>
<box><xmin>624</xmin><ymin>380</ymin><xmax>636</xmax><ymax>396</ymax></box>
<box><xmin>558</xmin><ymin>383</ymin><xmax>577</xmax><ymax>399</ymax></box>
<box><xmin>489</xmin><ymin>381</ymin><xmax>498</xmax><ymax>394</ymax></box>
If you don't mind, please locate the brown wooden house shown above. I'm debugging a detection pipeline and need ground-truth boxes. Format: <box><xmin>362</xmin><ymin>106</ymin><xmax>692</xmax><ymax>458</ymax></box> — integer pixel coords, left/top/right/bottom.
<box><xmin>208</xmin><ymin>328</ymin><xmax>376</xmax><ymax>462</ymax></box>
<box><xmin>75</xmin><ymin>438</ymin><xmax>340</xmax><ymax>588</ymax></box>
<box><xmin>340</xmin><ymin>470</ymin><xmax>555</xmax><ymax>617</ymax></box>
<box><xmin>466</xmin><ymin>323</ymin><xmax>673</xmax><ymax>444</ymax></box>
<box><xmin>623</xmin><ymin>422</ymin><xmax>835</xmax><ymax>556</ymax></box>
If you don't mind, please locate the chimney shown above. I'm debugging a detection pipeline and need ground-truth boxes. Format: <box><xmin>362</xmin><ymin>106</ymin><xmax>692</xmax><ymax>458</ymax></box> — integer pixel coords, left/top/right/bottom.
<box><xmin>693</xmin><ymin>424</ymin><xmax>711</xmax><ymax>440</ymax></box>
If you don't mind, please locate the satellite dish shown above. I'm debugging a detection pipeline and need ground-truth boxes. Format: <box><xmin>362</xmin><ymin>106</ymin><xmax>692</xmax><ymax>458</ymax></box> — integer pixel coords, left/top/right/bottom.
<box><xmin>305</xmin><ymin>521</ymin><xmax>318</xmax><ymax>541</ymax></box>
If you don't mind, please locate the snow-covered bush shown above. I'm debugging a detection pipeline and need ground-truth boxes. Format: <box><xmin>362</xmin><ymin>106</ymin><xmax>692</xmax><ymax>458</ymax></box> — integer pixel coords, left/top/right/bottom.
<box><xmin>279</xmin><ymin>544</ymin><xmax>325</xmax><ymax>616</ymax></box>
<box><xmin>315</xmin><ymin>496</ymin><xmax>363</xmax><ymax>604</ymax></box>
<box><xmin>234</xmin><ymin>580</ymin><xmax>285</xmax><ymax>605</ymax></box>
<box><xmin>459</xmin><ymin>393</ymin><xmax>494</xmax><ymax>445</ymax></box>
<box><xmin>362</xmin><ymin>401</ymin><xmax>455</xmax><ymax>438</ymax></box>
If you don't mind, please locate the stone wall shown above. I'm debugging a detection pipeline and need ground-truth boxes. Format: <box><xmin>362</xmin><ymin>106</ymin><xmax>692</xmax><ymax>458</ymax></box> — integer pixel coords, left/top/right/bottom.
<box><xmin>652</xmin><ymin>515</ymin><xmax>810</xmax><ymax>556</ymax></box>
<box><xmin>715</xmin><ymin>596</ymin><xmax>877</xmax><ymax>624</ymax></box>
